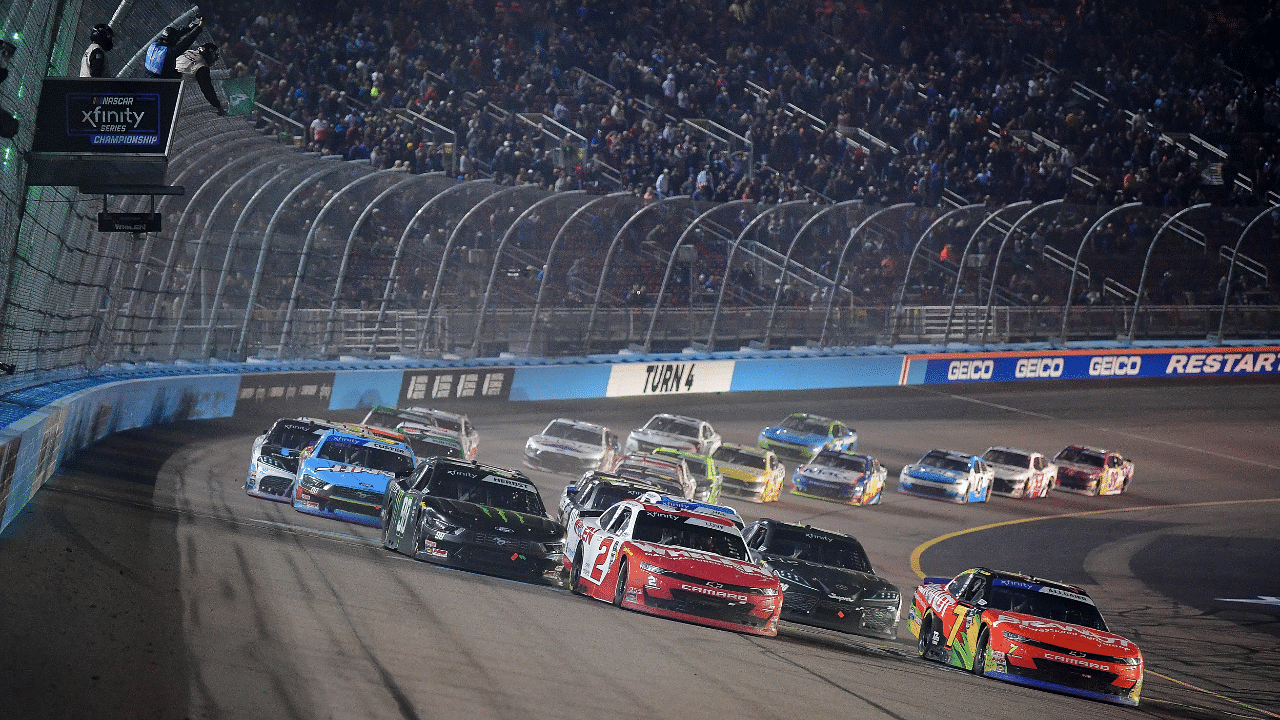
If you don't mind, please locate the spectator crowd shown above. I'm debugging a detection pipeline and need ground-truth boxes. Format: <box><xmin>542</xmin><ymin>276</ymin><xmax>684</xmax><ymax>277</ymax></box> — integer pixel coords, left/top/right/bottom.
<box><xmin>198</xmin><ymin>0</ymin><xmax>1278</xmax><ymax>210</ymax></box>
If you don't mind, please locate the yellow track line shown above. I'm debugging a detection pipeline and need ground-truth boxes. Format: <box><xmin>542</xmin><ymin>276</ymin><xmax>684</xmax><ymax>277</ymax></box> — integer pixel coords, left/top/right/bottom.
<box><xmin>909</xmin><ymin>496</ymin><xmax>1280</xmax><ymax>718</ymax></box>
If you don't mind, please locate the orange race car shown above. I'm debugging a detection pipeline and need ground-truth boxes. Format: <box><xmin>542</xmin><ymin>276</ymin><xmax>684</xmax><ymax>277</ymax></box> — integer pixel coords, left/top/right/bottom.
<box><xmin>909</xmin><ymin>567</ymin><xmax>1143</xmax><ymax>706</ymax></box>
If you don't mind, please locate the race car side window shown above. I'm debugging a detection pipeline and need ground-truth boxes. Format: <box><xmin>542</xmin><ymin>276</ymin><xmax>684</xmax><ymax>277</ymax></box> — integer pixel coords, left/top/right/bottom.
<box><xmin>960</xmin><ymin>576</ymin><xmax>987</xmax><ymax>604</ymax></box>
<box><xmin>598</xmin><ymin>506</ymin><xmax>619</xmax><ymax>532</ymax></box>
<box><xmin>410</xmin><ymin>462</ymin><xmax>434</xmax><ymax>491</ymax></box>
<box><xmin>947</xmin><ymin>572</ymin><xmax>973</xmax><ymax>598</ymax></box>
<box><xmin>608</xmin><ymin>507</ymin><xmax>632</xmax><ymax>534</ymax></box>
<box><xmin>1033</xmin><ymin>456</ymin><xmax>1045</xmax><ymax>471</ymax></box>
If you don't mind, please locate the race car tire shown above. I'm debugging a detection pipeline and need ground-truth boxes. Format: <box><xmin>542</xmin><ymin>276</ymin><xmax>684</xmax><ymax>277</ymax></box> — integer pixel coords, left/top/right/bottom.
<box><xmin>918</xmin><ymin>614</ymin><xmax>941</xmax><ymax>660</ymax></box>
<box><xmin>612</xmin><ymin>558</ymin><xmax>629</xmax><ymax>607</ymax></box>
<box><xmin>381</xmin><ymin>513</ymin><xmax>394</xmax><ymax>550</ymax></box>
<box><xmin>570</xmin><ymin>547</ymin><xmax>586</xmax><ymax>596</ymax></box>
<box><xmin>972</xmin><ymin>629</ymin><xmax>989</xmax><ymax>675</ymax></box>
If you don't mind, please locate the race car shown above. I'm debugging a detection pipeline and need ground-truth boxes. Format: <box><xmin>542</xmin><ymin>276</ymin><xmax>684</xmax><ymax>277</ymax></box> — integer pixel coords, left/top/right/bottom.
<box><xmin>625</xmin><ymin>413</ymin><xmax>721</xmax><ymax>456</ymax></box>
<box><xmin>909</xmin><ymin>567</ymin><xmax>1144</xmax><ymax>706</ymax></box>
<box><xmin>558</xmin><ymin>472</ymin><xmax>662</xmax><ymax>526</ymax></box>
<box><xmin>363</xmin><ymin>405</ymin><xmax>479</xmax><ymax>460</ymax></box>
<box><xmin>898</xmin><ymin>449</ymin><xmax>993</xmax><ymax>503</ymax></box>
<box><xmin>567</xmin><ymin>492</ymin><xmax>781</xmax><ymax>636</ymax></box>
<box><xmin>612</xmin><ymin>452</ymin><xmax>696</xmax><ymax>499</ymax></box>
<box><xmin>294</xmin><ymin>425</ymin><xmax>418</xmax><ymax>526</ymax></box>
<box><xmin>982</xmin><ymin>447</ymin><xmax>1057</xmax><ymax>498</ymax></box>
<box><xmin>744</xmin><ymin>519</ymin><xmax>900</xmax><ymax>638</ymax></box>
<box><xmin>652</xmin><ymin>447</ymin><xmax>722</xmax><ymax>503</ymax></box>
<box><xmin>246</xmin><ymin>417</ymin><xmax>342</xmax><ymax>502</ymax></box>
<box><xmin>790</xmin><ymin>449</ymin><xmax>886</xmax><ymax>506</ymax></box>
<box><xmin>524</xmin><ymin>418</ymin><xmax>619</xmax><ymax>475</ymax></box>
<box><xmin>758</xmin><ymin>413</ymin><xmax>857</xmax><ymax>462</ymax></box>
<box><xmin>1053</xmin><ymin>445</ymin><xmax>1134</xmax><ymax>495</ymax></box>
<box><xmin>396</xmin><ymin>424</ymin><xmax>466</xmax><ymax>460</ymax></box>
<box><xmin>712</xmin><ymin>443</ymin><xmax>785</xmax><ymax>503</ymax></box>
<box><xmin>381</xmin><ymin>456</ymin><xmax>565</xmax><ymax>584</ymax></box>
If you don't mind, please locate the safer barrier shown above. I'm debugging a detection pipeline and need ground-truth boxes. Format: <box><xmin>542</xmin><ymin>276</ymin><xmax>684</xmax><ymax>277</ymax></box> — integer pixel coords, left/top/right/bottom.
<box><xmin>3</xmin><ymin>342</ymin><xmax>1279</xmax><ymax>533</ymax></box>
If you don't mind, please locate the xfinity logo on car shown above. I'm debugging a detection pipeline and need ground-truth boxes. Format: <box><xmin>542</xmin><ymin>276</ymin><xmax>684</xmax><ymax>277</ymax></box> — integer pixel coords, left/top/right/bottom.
<box><xmin>947</xmin><ymin>359</ymin><xmax>993</xmax><ymax>380</ymax></box>
<box><xmin>1015</xmin><ymin>357</ymin><xmax>1064</xmax><ymax>378</ymax></box>
<box><xmin>1089</xmin><ymin>355</ymin><xmax>1141</xmax><ymax>376</ymax></box>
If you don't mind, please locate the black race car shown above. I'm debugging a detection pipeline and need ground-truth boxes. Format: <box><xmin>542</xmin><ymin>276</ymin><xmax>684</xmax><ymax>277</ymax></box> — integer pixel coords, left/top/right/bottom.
<box><xmin>744</xmin><ymin>518</ymin><xmax>901</xmax><ymax>639</ymax></box>
<box><xmin>557</xmin><ymin>470</ymin><xmax>661</xmax><ymax>526</ymax></box>
<box><xmin>381</xmin><ymin>457</ymin><xmax>565</xmax><ymax>584</ymax></box>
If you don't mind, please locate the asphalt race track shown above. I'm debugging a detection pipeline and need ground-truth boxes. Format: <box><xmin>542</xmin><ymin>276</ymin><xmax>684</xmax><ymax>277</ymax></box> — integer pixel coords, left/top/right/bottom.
<box><xmin>2</xmin><ymin>379</ymin><xmax>1278</xmax><ymax>720</ymax></box>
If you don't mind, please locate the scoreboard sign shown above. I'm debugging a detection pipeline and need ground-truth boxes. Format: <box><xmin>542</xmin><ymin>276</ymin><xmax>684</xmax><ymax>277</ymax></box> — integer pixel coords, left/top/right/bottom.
<box><xmin>28</xmin><ymin>78</ymin><xmax>184</xmax><ymax>187</ymax></box>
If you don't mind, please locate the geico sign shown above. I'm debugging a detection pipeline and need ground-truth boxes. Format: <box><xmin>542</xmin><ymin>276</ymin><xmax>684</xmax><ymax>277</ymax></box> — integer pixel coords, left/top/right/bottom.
<box><xmin>1015</xmin><ymin>357</ymin><xmax>1064</xmax><ymax>379</ymax></box>
<box><xmin>947</xmin><ymin>359</ymin><xmax>994</xmax><ymax>380</ymax></box>
<box><xmin>1089</xmin><ymin>355</ymin><xmax>1141</xmax><ymax>376</ymax></box>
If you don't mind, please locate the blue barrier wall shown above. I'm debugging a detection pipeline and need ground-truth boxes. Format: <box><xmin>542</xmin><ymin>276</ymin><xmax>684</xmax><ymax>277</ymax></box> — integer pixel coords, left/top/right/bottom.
<box><xmin>3</xmin><ymin>343</ymin><xmax>1279</xmax><ymax>533</ymax></box>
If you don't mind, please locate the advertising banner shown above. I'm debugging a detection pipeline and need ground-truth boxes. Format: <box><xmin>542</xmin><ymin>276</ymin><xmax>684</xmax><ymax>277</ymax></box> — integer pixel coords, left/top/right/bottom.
<box><xmin>913</xmin><ymin>347</ymin><xmax>1280</xmax><ymax>384</ymax></box>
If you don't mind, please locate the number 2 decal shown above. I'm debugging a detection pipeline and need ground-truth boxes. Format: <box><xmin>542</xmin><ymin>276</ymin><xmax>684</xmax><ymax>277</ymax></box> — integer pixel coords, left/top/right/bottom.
<box><xmin>586</xmin><ymin>537</ymin><xmax>615</xmax><ymax>584</ymax></box>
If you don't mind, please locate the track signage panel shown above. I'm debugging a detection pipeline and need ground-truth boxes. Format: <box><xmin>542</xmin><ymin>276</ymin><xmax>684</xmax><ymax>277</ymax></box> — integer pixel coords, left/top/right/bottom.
<box><xmin>31</xmin><ymin>78</ymin><xmax>183</xmax><ymax>156</ymax></box>
<box><xmin>913</xmin><ymin>347</ymin><xmax>1280</xmax><ymax>384</ymax></box>
<box><xmin>605</xmin><ymin>360</ymin><xmax>735</xmax><ymax>397</ymax></box>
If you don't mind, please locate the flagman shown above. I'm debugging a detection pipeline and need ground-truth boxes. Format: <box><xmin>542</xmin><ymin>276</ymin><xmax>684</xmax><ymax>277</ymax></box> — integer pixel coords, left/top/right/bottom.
<box><xmin>175</xmin><ymin>42</ymin><xmax>225</xmax><ymax>114</ymax></box>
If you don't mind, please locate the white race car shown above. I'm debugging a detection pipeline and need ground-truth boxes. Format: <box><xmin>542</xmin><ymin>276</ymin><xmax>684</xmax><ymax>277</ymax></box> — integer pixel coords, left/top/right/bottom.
<box><xmin>625</xmin><ymin>413</ymin><xmax>721</xmax><ymax>456</ymax></box>
<box><xmin>981</xmin><ymin>446</ymin><xmax>1057</xmax><ymax>498</ymax></box>
<box><xmin>246</xmin><ymin>417</ymin><xmax>342</xmax><ymax>502</ymax></box>
<box><xmin>525</xmin><ymin>418</ymin><xmax>619</xmax><ymax>475</ymax></box>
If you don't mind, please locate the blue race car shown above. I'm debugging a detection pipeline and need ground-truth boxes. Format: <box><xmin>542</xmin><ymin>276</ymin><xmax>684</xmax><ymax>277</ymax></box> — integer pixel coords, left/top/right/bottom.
<box><xmin>294</xmin><ymin>426</ymin><xmax>417</xmax><ymax>526</ymax></box>
<box><xmin>758</xmin><ymin>413</ymin><xmax>857</xmax><ymax>463</ymax></box>
<box><xmin>898</xmin><ymin>449</ymin><xmax>994</xmax><ymax>504</ymax></box>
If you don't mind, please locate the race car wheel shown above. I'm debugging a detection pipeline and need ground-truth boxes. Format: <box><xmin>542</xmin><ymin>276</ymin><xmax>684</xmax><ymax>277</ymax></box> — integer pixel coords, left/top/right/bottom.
<box><xmin>918</xmin><ymin>615</ymin><xmax>941</xmax><ymax>660</ymax></box>
<box><xmin>612</xmin><ymin>559</ymin><xmax>629</xmax><ymax>607</ymax></box>
<box><xmin>972</xmin><ymin>629</ymin><xmax>989</xmax><ymax>675</ymax></box>
<box><xmin>569</xmin><ymin>547</ymin><xmax>586</xmax><ymax>596</ymax></box>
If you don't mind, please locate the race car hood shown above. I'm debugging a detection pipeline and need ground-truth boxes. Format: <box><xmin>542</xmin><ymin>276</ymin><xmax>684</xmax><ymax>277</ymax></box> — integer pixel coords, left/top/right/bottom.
<box><xmin>1057</xmin><ymin>461</ymin><xmax>1103</xmax><ymax>479</ymax></box>
<box><xmin>257</xmin><ymin>445</ymin><xmax>302</xmax><ymax>473</ymax></box>
<box><xmin>987</xmin><ymin>462</ymin><xmax>1033</xmax><ymax>480</ymax></box>
<box><xmin>423</xmin><ymin>497</ymin><xmax>561</xmax><ymax>540</ymax></box>
<box><xmin>718</xmin><ymin>463</ymin><xmax>768</xmax><ymax>484</ymax></box>
<box><xmin>902</xmin><ymin>464</ymin><xmax>967</xmax><ymax>484</ymax></box>
<box><xmin>763</xmin><ymin>556</ymin><xmax>891</xmax><ymax>600</ymax></box>
<box><xmin>629</xmin><ymin>541</ymin><xmax>777</xmax><ymax>584</ymax></box>
<box><xmin>629</xmin><ymin>428</ymin><xmax>698</xmax><ymax>451</ymax></box>
<box><xmin>303</xmin><ymin>461</ymin><xmax>396</xmax><ymax>492</ymax></box>
<box><xmin>528</xmin><ymin>435</ymin><xmax>604</xmax><ymax>459</ymax></box>
<box><xmin>986</xmin><ymin>610</ymin><xmax>1141</xmax><ymax>659</ymax></box>
<box><xmin>796</xmin><ymin>464</ymin><xmax>865</xmax><ymax>485</ymax></box>
<box><xmin>760</xmin><ymin>425</ymin><xmax>826</xmax><ymax>450</ymax></box>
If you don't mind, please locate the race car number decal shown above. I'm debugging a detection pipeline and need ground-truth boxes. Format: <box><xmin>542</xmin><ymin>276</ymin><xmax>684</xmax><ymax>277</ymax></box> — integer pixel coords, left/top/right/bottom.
<box><xmin>946</xmin><ymin>605</ymin><xmax>969</xmax><ymax>647</ymax></box>
<box><xmin>585</xmin><ymin>537</ymin><xmax>616</xmax><ymax>585</ymax></box>
<box><xmin>394</xmin><ymin>495</ymin><xmax>414</xmax><ymax>535</ymax></box>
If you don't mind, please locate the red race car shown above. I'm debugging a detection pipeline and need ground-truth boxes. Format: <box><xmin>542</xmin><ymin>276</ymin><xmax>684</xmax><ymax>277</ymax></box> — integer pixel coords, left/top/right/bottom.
<box><xmin>568</xmin><ymin>493</ymin><xmax>782</xmax><ymax>636</ymax></box>
<box><xmin>909</xmin><ymin>567</ymin><xmax>1143</xmax><ymax>706</ymax></box>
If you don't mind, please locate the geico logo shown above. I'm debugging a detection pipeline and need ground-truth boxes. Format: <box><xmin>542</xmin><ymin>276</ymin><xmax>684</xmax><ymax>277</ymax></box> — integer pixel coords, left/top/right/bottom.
<box><xmin>947</xmin><ymin>359</ymin><xmax>994</xmax><ymax>380</ymax></box>
<box><xmin>1015</xmin><ymin>357</ymin><xmax>1064</xmax><ymax>378</ymax></box>
<box><xmin>679</xmin><ymin>583</ymin><xmax>749</xmax><ymax>602</ymax></box>
<box><xmin>1043</xmin><ymin>652</ymin><xmax>1111</xmax><ymax>672</ymax></box>
<box><xmin>1088</xmin><ymin>355</ymin><xmax>1141</xmax><ymax>376</ymax></box>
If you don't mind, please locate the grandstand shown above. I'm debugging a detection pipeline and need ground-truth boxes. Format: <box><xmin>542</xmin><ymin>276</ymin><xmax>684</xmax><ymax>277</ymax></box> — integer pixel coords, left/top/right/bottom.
<box><xmin>1</xmin><ymin>0</ymin><xmax>1278</xmax><ymax>380</ymax></box>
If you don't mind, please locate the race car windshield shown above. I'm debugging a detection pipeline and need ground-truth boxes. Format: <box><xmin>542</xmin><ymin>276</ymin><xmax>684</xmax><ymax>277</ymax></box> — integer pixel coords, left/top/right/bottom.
<box><xmin>545</xmin><ymin>421</ymin><xmax>602</xmax><ymax>445</ymax></box>
<box><xmin>921</xmin><ymin>451</ymin><xmax>970</xmax><ymax>472</ymax></box>
<box><xmin>633</xmin><ymin>512</ymin><xmax>747</xmax><ymax>560</ymax></box>
<box><xmin>983</xmin><ymin>449</ymin><xmax>1031</xmax><ymax>467</ymax></box>
<box><xmin>987</xmin><ymin>584</ymin><xmax>1108</xmax><ymax>631</ymax></box>
<box><xmin>317</xmin><ymin>440</ymin><xmax>415</xmax><ymax>475</ymax></box>
<box><xmin>584</xmin><ymin>484</ymin><xmax>653</xmax><ymax>511</ymax></box>
<box><xmin>810</xmin><ymin>453</ymin><xmax>866</xmax><ymax>472</ymax></box>
<box><xmin>616</xmin><ymin>469</ymin><xmax>682</xmax><ymax>496</ymax></box>
<box><xmin>406</xmin><ymin>437</ymin><xmax>464</xmax><ymax>460</ymax></box>
<box><xmin>645</xmin><ymin>416</ymin><xmax>698</xmax><ymax>437</ymax></box>
<box><xmin>763</xmin><ymin>527</ymin><xmax>872</xmax><ymax>573</ymax></box>
<box><xmin>430</xmin><ymin>415</ymin><xmax>463</xmax><ymax>433</ymax></box>
<box><xmin>1055</xmin><ymin>447</ymin><xmax>1104</xmax><ymax>467</ymax></box>
<box><xmin>712</xmin><ymin>447</ymin><xmax>766</xmax><ymax>469</ymax></box>
<box><xmin>781</xmin><ymin>415</ymin><xmax>829</xmax><ymax>435</ymax></box>
<box><xmin>427</xmin><ymin>471</ymin><xmax>545</xmax><ymax>515</ymax></box>
<box><xmin>363</xmin><ymin>409</ymin><xmax>423</xmax><ymax>430</ymax></box>
<box><xmin>267</xmin><ymin>423</ymin><xmax>325</xmax><ymax>450</ymax></box>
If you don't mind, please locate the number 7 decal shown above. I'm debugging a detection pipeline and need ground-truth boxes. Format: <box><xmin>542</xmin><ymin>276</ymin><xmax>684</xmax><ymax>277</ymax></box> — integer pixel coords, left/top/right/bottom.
<box><xmin>946</xmin><ymin>605</ymin><xmax>969</xmax><ymax>648</ymax></box>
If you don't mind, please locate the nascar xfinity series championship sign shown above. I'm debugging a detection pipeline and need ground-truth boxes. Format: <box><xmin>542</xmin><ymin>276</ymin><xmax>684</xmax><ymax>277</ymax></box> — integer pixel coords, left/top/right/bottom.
<box><xmin>27</xmin><ymin>78</ymin><xmax>183</xmax><ymax>187</ymax></box>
